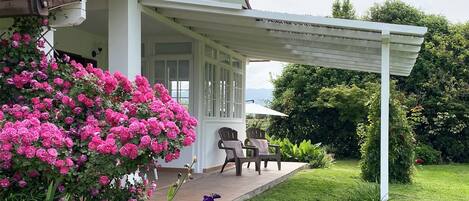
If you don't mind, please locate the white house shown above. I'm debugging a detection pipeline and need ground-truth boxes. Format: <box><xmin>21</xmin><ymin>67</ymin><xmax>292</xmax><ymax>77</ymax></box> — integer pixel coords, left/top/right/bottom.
<box><xmin>7</xmin><ymin>1</ymin><xmax>426</xmax><ymax>200</ymax></box>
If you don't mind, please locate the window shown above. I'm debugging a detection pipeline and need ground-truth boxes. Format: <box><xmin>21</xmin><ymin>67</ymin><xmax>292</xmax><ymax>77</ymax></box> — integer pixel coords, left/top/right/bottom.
<box><xmin>219</xmin><ymin>51</ymin><xmax>231</xmax><ymax>65</ymax></box>
<box><xmin>233</xmin><ymin>73</ymin><xmax>243</xmax><ymax>118</ymax></box>
<box><xmin>153</xmin><ymin>59</ymin><xmax>190</xmax><ymax>109</ymax></box>
<box><xmin>154</xmin><ymin>60</ymin><xmax>166</xmax><ymax>85</ymax></box>
<box><xmin>205</xmin><ymin>46</ymin><xmax>217</xmax><ymax>59</ymax></box>
<box><xmin>141</xmin><ymin>42</ymin><xmax>193</xmax><ymax>110</ymax></box>
<box><xmin>203</xmin><ymin>46</ymin><xmax>244</xmax><ymax>119</ymax></box>
<box><xmin>204</xmin><ymin>63</ymin><xmax>216</xmax><ymax>117</ymax></box>
<box><xmin>155</xmin><ymin>42</ymin><xmax>192</xmax><ymax>55</ymax></box>
<box><xmin>141</xmin><ymin>60</ymin><xmax>151</xmax><ymax>82</ymax></box>
<box><xmin>219</xmin><ymin>68</ymin><xmax>231</xmax><ymax>118</ymax></box>
<box><xmin>232</xmin><ymin>58</ymin><xmax>241</xmax><ymax>69</ymax></box>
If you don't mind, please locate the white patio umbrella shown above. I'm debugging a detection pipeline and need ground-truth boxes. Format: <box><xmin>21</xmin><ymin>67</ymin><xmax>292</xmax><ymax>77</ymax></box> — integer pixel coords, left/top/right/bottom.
<box><xmin>245</xmin><ymin>103</ymin><xmax>288</xmax><ymax>117</ymax></box>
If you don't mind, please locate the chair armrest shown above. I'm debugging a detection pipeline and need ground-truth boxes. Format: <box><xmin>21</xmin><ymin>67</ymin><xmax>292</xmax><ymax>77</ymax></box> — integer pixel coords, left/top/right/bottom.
<box><xmin>268</xmin><ymin>144</ymin><xmax>279</xmax><ymax>148</ymax></box>
<box><xmin>243</xmin><ymin>146</ymin><xmax>259</xmax><ymax>156</ymax></box>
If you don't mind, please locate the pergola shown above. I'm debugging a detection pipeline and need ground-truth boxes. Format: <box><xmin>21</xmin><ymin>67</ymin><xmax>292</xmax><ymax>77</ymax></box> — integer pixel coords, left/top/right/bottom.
<box><xmin>141</xmin><ymin>0</ymin><xmax>428</xmax><ymax>200</ymax></box>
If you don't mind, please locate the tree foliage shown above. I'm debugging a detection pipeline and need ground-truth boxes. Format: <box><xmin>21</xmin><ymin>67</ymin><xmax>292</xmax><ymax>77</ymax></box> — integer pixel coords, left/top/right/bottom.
<box><xmin>366</xmin><ymin>0</ymin><xmax>469</xmax><ymax>162</ymax></box>
<box><xmin>359</xmin><ymin>83</ymin><xmax>415</xmax><ymax>184</ymax></box>
<box><xmin>268</xmin><ymin>65</ymin><xmax>376</xmax><ymax>158</ymax></box>
<box><xmin>365</xmin><ymin>0</ymin><xmax>423</xmax><ymax>25</ymax></box>
<box><xmin>332</xmin><ymin>0</ymin><xmax>356</xmax><ymax>19</ymax></box>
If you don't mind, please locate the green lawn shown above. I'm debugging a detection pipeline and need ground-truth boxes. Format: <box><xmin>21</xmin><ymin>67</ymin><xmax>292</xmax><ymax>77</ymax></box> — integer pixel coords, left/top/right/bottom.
<box><xmin>250</xmin><ymin>160</ymin><xmax>469</xmax><ymax>201</ymax></box>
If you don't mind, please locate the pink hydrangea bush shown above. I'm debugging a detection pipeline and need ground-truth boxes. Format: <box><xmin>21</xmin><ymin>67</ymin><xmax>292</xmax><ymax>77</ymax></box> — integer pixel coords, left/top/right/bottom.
<box><xmin>0</xmin><ymin>16</ymin><xmax>197</xmax><ymax>200</ymax></box>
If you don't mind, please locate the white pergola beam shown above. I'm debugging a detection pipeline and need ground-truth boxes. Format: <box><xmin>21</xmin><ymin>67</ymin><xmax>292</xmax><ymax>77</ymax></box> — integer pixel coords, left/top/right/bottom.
<box><xmin>218</xmin><ymin>40</ymin><xmax>415</xmax><ymax>69</ymax></box>
<box><xmin>231</xmin><ymin>48</ymin><xmax>410</xmax><ymax>76</ymax></box>
<box><xmin>380</xmin><ymin>30</ymin><xmax>391</xmax><ymax>201</ymax></box>
<box><xmin>228</xmin><ymin>44</ymin><xmax>412</xmax><ymax>71</ymax></box>
<box><xmin>185</xmin><ymin>22</ymin><xmax>422</xmax><ymax>53</ymax></box>
<box><xmin>142</xmin><ymin>0</ymin><xmax>427</xmax><ymax>35</ymax></box>
<box><xmin>177</xmin><ymin>18</ymin><xmax>423</xmax><ymax>45</ymax></box>
<box><xmin>285</xmin><ymin>44</ymin><xmax>418</xmax><ymax>60</ymax></box>
<box><xmin>202</xmin><ymin>30</ymin><xmax>419</xmax><ymax>59</ymax></box>
<box><xmin>168</xmin><ymin>13</ymin><xmax>423</xmax><ymax>45</ymax></box>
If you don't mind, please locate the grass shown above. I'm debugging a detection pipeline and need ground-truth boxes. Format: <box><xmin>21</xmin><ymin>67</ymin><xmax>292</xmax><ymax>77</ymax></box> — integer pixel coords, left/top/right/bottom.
<box><xmin>249</xmin><ymin>160</ymin><xmax>469</xmax><ymax>201</ymax></box>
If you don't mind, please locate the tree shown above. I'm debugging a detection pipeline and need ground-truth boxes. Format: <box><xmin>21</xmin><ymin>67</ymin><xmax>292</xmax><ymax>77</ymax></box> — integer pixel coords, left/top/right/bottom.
<box><xmin>365</xmin><ymin>0</ymin><xmax>423</xmax><ymax>25</ymax></box>
<box><xmin>359</xmin><ymin>83</ymin><xmax>415</xmax><ymax>184</ymax></box>
<box><xmin>332</xmin><ymin>0</ymin><xmax>356</xmax><ymax>19</ymax></box>
<box><xmin>268</xmin><ymin>65</ymin><xmax>376</xmax><ymax>158</ymax></box>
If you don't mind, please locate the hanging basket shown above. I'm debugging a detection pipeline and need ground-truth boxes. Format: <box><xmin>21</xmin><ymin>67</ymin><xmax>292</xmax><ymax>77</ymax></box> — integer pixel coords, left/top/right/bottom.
<box><xmin>47</xmin><ymin>0</ymin><xmax>80</xmax><ymax>10</ymax></box>
<box><xmin>0</xmin><ymin>0</ymin><xmax>80</xmax><ymax>17</ymax></box>
<box><xmin>0</xmin><ymin>0</ymin><xmax>49</xmax><ymax>17</ymax></box>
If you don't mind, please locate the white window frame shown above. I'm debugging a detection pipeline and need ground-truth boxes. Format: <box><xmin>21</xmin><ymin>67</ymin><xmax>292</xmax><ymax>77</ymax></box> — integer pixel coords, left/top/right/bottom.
<box><xmin>233</xmin><ymin>72</ymin><xmax>243</xmax><ymax>118</ymax></box>
<box><xmin>204</xmin><ymin>61</ymin><xmax>217</xmax><ymax>117</ymax></box>
<box><xmin>143</xmin><ymin>54</ymin><xmax>193</xmax><ymax>109</ymax></box>
<box><xmin>203</xmin><ymin>45</ymin><xmax>244</xmax><ymax>120</ymax></box>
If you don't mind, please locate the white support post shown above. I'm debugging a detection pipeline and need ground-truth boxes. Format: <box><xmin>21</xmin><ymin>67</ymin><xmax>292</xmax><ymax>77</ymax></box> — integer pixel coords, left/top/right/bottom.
<box><xmin>380</xmin><ymin>30</ymin><xmax>391</xmax><ymax>201</ymax></box>
<box><xmin>108</xmin><ymin>0</ymin><xmax>141</xmax><ymax>79</ymax></box>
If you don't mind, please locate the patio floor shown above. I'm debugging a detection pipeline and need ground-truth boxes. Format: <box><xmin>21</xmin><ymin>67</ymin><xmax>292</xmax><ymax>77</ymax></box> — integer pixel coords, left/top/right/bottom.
<box><xmin>152</xmin><ymin>162</ymin><xmax>308</xmax><ymax>201</ymax></box>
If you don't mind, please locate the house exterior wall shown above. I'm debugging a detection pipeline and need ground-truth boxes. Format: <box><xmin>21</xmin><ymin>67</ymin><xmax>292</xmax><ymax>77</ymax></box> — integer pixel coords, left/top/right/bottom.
<box><xmin>54</xmin><ymin>28</ymin><xmax>109</xmax><ymax>69</ymax></box>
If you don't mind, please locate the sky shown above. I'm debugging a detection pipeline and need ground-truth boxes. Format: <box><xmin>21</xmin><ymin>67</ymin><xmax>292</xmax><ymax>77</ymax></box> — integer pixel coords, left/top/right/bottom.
<box><xmin>246</xmin><ymin>0</ymin><xmax>469</xmax><ymax>89</ymax></box>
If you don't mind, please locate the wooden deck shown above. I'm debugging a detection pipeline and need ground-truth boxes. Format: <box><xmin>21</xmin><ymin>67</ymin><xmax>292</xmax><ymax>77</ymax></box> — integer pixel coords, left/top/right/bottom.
<box><xmin>152</xmin><ymin>162</ymin><xmax>308</xmax><ymax>201</ymax></box>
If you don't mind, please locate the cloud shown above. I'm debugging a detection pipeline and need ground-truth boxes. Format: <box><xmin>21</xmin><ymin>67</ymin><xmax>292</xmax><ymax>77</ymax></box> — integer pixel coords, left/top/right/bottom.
<box><xmin>246</xmin><ymin>61</ymin><xmax>285</xmax><ymax>89</ymax></box>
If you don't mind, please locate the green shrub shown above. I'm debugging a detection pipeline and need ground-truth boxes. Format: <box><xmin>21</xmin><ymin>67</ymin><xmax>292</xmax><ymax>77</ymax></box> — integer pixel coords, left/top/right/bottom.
<box><xmin>268</xmin><ymin>137</ymin><xmax>333</xmax><ymax>168</ymax></box>
<box><xmin>345</xmin><ymin>183</ymin><xmax>380</xmax><ymax>201</ymax></box>
<box><xmin>415</xmin><ymin>144</ymin><xmax>442</xmax><ymax>165</ymax></box>
<box><xmin>359</xmin><ymin>83</ymin><xmax>415</xmax><ymax>184</ymax></box>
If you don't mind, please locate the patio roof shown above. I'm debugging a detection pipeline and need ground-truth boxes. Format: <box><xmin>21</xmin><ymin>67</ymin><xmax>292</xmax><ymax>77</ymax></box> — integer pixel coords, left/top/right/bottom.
<box><xmin>142</xmin><ymin>0</ymin><xmax>427</xmax><ymax>76</ymax></box>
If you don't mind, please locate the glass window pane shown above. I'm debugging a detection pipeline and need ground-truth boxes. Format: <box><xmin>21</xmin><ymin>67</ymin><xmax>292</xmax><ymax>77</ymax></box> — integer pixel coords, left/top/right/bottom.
<box><xmin>178</xmin><ymin>60</ymin><xmax>190</xmax><ymax>81</ymax></box>
<box><xmin>218</xmin><ymin>68</ymin><xmax>231</xmax><ymax>118</ymax></box>
<box><xmin>233</xmin><ymin>73</ymin><xmax>243</xmax><ymax>118</ymax></box>
<box><xmin>155</xmin><ymin>42</ymin><xmax>192</xmax><ymax>54</ymax></box>
<box><xmin>204</xmin><ymin>45</ymin><xmax>217</xmax><ymax>59</ymax></box>
<box><xmin>154</xmin><ymin>60</ymin><xmax>166</xmax><ymax>86</ymax></box>
<box><xmin>204</xmin><ymin>63</ymin><xmax>217</xmax><ymax>117</ymax></box>
<box><xmin>171</xmin><ymin>81</ymin><xmax>178</xmax><ymax>98</ymax></box>
<box><xmin>168</xmin><ymin>60</ymin><xmax>178</xmax><ymax>81</ymax></box>
<box><xmin>232</xmin><ymin>58</ymin><xmax>241</xmax><ymax>69</ymax></box>
<box><xmin>142</xmin><ymin>61</ymin><xmax>148</xmax><ymax>78</ymax></box>
<box><xmin>219</xmin><ymin>51</ymin><xmax>231</xmax><ymax>65</ymax></box>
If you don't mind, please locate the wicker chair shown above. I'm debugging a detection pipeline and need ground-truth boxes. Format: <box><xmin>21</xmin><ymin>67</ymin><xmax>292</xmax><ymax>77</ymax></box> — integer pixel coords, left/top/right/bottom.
<box><xmin>218</xmin><ymin>127</ymin><xmax>261</xmax><ymax>176</ymax></box>
<box><xmin>245</xmin><ymin>128</ymin><xmax>281</xmax><ymax>170</ymax></box>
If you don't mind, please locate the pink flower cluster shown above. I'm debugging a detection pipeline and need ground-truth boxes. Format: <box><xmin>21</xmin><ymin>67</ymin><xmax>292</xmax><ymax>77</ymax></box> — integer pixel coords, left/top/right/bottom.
<box><xmin>8</xmin><ymin>32</ymin><xmax>32</xmax><ymax>49</ymax></box>
<box><xmin>0</xmin><ymin>117</ymin><xmax>73</xmax><ymax>173</ymax></box>
<box><xmin>0</xmin><ymin>20</ymin><xmax>197</xmax><ymax>200</ymax></box>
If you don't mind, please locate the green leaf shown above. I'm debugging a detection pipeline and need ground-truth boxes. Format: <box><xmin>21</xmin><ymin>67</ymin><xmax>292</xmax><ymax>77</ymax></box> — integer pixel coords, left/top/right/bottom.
<box><xmin>167</xmin><ymin>184</ymin><xmax>176</xmax><ymax>201</ymax></box>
